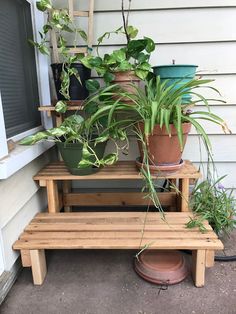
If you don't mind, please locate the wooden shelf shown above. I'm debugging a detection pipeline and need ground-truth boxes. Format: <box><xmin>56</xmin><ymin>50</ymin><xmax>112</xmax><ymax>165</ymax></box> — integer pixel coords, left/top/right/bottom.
<box><xmin>34</xmin><ymin>160</ymin><xmax>201</xmax><ymax>181</ymax></box>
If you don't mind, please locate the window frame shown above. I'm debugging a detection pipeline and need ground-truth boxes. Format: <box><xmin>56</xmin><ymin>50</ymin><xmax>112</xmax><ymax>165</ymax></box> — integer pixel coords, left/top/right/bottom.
<box><xmin>0</xmin><ymin>0</ymin><xmax>53</xmax><ymax>179</ymax></box>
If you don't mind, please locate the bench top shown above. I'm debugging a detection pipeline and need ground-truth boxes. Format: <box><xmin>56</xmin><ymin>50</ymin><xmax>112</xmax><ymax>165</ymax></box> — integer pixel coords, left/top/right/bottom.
<box><xmin>34</xmin><ymin>160</ymin><xmax>201</xmax><ymax>182</ymax></box>
<box><xmin>13</xmin><ymin>212</ymin><xmax>223</xmax><ymax>251</ymax></box>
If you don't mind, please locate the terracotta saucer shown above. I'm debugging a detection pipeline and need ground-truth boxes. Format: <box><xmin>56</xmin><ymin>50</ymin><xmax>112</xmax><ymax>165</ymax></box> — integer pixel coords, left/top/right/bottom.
<box><xmin>134</xmin><ymin>250</ymin><xmax>189</xmax><ymax>285</ymax></box>
<box><xmin>136</xmin><ymin>157</ymin><xmax>185</xmax><ymax>175</ymax></box>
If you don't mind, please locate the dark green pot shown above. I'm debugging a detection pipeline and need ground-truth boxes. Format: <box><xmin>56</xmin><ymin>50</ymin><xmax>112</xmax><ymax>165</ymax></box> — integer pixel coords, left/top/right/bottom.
<box><xmin>57</xmin><ymin>141</ymin><xmax>107</xmax><ymax>176</ymax></box>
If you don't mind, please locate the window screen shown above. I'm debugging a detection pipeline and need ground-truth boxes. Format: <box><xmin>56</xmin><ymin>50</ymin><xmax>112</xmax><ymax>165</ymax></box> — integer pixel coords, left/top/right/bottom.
<box><xmin>0</xmin><ymin>0</ymin><xmax>41</xmax><ymax>138</ymax></box>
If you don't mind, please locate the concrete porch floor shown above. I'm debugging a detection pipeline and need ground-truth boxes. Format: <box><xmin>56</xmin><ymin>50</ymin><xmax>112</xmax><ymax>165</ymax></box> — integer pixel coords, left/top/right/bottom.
<box><xmin>1</xmin><ymin>230</ymin><xmax>236</xmax><ymax>314</ymax></box>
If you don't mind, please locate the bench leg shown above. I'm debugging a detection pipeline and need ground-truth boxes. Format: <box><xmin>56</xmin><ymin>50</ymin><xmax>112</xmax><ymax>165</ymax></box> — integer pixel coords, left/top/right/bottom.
<box><xmin>30</xmin><ymin>250</ymin><xmax>47</xmax><ymax>285</ymax></box>
<box><xmin>192</xmin><ymin>250</ymin><xmax>206</xmax><ymax>287</ymax></box>
<box><xmin>206</xmin><ymin>250</ymin><xmax>215</xmax><ymax>268</ymax></box>
<box><xmin>20</xmin><ymin>250</ymin><xmax>31</xmax><ymax>267</ymax></box>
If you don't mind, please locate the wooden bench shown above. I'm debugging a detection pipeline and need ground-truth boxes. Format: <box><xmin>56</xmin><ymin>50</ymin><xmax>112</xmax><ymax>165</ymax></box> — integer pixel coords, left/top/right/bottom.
<box><xmin>13</xmin><ymin>211</ymin><xmax>223</xmax><ymax>288</ymax></box>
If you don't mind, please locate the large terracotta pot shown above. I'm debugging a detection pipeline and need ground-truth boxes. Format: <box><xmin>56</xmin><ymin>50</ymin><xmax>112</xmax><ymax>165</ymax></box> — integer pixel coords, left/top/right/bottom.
<box><xmin>138</xmin><ymin>122</ymin><xmax>191</xmax><ymax>168</ymax></box>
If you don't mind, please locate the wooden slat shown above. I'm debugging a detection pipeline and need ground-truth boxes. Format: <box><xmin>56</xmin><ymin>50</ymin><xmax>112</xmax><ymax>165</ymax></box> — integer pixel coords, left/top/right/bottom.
<box><xmin>88</xmin><ymin>0</ymin><xmax>94</xmax><ymax>48</ymax></box>
<box><xmin>30</xmin><ymin>217</ymin><xmax>208</xmax><ymax>225</ymax></box>
<box><xmin>35</xmin><ymin>212</ymin><xmax>193</xmax><ymax>218</ymax></box>
<box><xmin>13</xmin><ymin>238</ymin><xmax>223</xmax><ymax>250</ymax></box>
<box><xmin>34</xmin><ymin>160</ymin><xmax>201</xmax><ymax>181</ymax></box>
<box><xmin>25</xmin><ymin>223</ymin><xmax>213</xmax><ymax>232</ymax></box>
<box><xmin>68</xmin><ymin>47</ymin><xmax>88</xmax><ymax>54</ymax></box>
<box><xmin>63</xmin><ymin>192</ymin><xmax>177</xmax><ymax>207</ymax></box>
<box><xmin>68</xmin><ymin>0</ymin><xmax>74</xmax><ymax>19</ymax></box>
<box><xmin>19</xmin><ymin>231</ymin><xmax>217</xmax><ymax>240</ymax></box>
<box><xmin>73</xmin><ymin>10</ymin><xmax>89</xmax><ymax>17</ymax></box>
<box><xmin>38</xmin><ymin>105</ymin><xmax>83</xmax><ymax>112</ymax></box>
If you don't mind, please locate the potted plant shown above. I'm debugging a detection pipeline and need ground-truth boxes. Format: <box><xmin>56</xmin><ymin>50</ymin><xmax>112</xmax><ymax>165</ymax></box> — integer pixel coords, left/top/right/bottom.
<box><xmin>20</xmin><ymin>112</ymin><xmax>118</xmax><ymax>175</ymax></box>
<box><xmin>84</xmin><ymin>77</ymin><xmax>230</xmax><ymax>207</ymax></box>
<box><xmin>78</xmin><ymin>0</ymin><xmax>155</xmax><ymax>91</ymax></box>
<box><xmin>31</xmin><ymin>0</ymin><xmax>91</xmax><ymax>101</ymax></box>
<box><xmin>187</xmin><ymin>176</ymin><xmax>236</xmax><ymax>235</ymax></box>
<box><xmin>79</xmin><ymin>26</ymin><xmax>155</xmax><ymax>88</ymax></box>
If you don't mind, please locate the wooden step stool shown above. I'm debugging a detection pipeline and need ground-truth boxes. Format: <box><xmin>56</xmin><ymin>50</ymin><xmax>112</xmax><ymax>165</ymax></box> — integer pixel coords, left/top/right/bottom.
<box><xmin>13</xmin><ymin>212</ymin><xmax>223</xmax><ymax>287</ymax></box>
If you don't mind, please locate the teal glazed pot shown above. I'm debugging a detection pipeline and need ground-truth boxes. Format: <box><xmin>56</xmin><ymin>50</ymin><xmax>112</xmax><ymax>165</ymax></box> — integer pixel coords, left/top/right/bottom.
<box><xmin>57</xmin><ymin>141</ymin><xmax>107</xmax><ymax>175</ymax></box>
<box><xmin>152</xmin><ymin>64</ymin><xmax>198</xmax><ymax>103</ymax></box>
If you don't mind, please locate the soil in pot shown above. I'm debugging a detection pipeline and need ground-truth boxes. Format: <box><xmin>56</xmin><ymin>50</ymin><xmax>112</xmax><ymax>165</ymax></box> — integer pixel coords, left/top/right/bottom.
<box><xmin>57</xmin><ymin>141</ymin><xmax>107</xmax><ymax>175</ymax></box>
<box><xmin>137</xmin><ymin>123</ymin><xmax>191</xmax><ymax>173</ymax></box>
<box><xmin>51</xmin><ymin>63</ymin><xmax>91</xmax><ymax>101</ymax></box>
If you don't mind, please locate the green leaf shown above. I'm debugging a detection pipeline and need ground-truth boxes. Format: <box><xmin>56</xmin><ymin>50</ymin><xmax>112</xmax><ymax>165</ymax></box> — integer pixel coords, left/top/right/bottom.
<box><xmin>126</xmin><ymin>26</ymin><xmax>138</xmax><ymax>39</ymax></box>
<box><xmin>103</xmin><ymin>72</ymin><xmax>115</xmax><ymax>83</ymax></box>
<box><xmin>85</xmin><ymin>79</ymin><xmax>100</xmax><ymax>93</ymax></box>
<box><xmin>94</xmin><ymin>132</ymin><xmax>110</xmax><ymax>144</ymax></box>
<box><xmin>20</xmin><ymin>131</ymin><xmax>48</xmax><ymax>145</ymax></box>
<box><xmin>38</xmin><ymin>44</ymin><xmax>50</xmax><ymax>55</ymax></box>
<box><xmin>78</xmin><ymin>158</ymin><xmax>94</xmax><ymax>169</ymax></box>
<box><xmin>62</xmin><ymin>25</ymin><xmax>74</xmax><ymax>33</ymax></box>
<box><xmin>43</xmin><ymin>24</ymin><xmax>52</xmax><ymax>34</ymax></box>
<box><xmin>88</xmin><ymin>57</ymin><xmax>103</xmax><ymax>67</ymax></box>
<box><xmin>136</xmin><ymin>62</ymin><xmax>151</xmax><ymax>71</ymax></box>
<box><xmin>102</xmin><ymin>153</ymin><xmax>118</xmax><ymax>166</ymax></box>
<box><xmin>36</xmin><ymin>0</ymin><xmax>52</xmax><ymax>11</ymax></box>
<box><xmin>144</xmin><ymin>37</ymin><xmax>155</xmax><ymax>53</ymax></box>
<box><xmin>46</xmin><ymin>127</ymin><xmax>66</xmax><ymax>137</ymax></box>
<box><xmin>112</xmin><ymin>49</ymin><xmax>126</xmax><ymax>62</ymax></box>
<box><xmin>55</xmin><ymin>101</ymin><xmax>67</xmax><ymax>113</ymax></box>
<box><xmin>135</xmin><ymin>69</ymin><xmax>149</xmax><ymax>80</ymax></box>
<box><xmin>118</xmin><ymin>61</ymin><xmax>133</xmax><ymax>72</ymax></box>
<box><xmin>77</xmin><ymin>29</ymin><xmax>88</xmax><ymax>42</ymax></box>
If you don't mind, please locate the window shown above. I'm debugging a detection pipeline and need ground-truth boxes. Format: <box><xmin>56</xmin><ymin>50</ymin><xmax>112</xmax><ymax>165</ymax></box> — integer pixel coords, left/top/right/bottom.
<box><xmin>0</xmin><ymin>0</ymin><xmax>52</xmax><ymax>178</ymax></box>
<box><xmin>0</xmin><ymin>0</ymin><xmax>41</xmax><ymax>138</ymax></box>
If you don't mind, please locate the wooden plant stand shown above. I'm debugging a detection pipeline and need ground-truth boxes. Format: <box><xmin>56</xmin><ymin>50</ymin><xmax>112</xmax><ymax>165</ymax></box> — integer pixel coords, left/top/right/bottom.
<box><xmin>33</xmin><ymin>160</ymin><xmax>201</xmax><ymax>213</ymax></box>
<box><xmin>13</xmin><ymin>160</ymin><xmax>224</xmax><ymax>287</ymax></box>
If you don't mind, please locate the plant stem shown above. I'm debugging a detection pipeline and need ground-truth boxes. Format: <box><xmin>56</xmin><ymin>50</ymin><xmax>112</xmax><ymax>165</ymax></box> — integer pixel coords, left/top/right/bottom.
<box><xmin>121</xmin><ymin>0</ymin><xmax>130</xmax><ymax>44</ymax></box>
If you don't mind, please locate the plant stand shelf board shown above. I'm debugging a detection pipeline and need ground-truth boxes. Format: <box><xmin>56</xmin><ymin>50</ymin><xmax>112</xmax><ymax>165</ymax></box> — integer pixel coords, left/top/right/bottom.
<box><xmin>33</xmin><ymin>160</ymin><xmax>201</xmax><ymax>213</ymax></box>
<box><xmin>13</xmin><ymin>212</ymin><xmax>223</xmax><ymax>287</ymax></box>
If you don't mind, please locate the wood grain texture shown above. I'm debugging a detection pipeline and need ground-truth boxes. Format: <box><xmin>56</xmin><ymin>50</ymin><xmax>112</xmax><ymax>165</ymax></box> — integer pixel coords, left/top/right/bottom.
<box><xmin>13</xmin><ymin>212</ymin><xmax>223</xmax><ymax>250</ymax></box>
<box><xmin>30</xmin><ymin>250</ymin><xmax>47</xmax><ymax>285</ymax></box>
<box><xmin>192</xmin><ymin>250</ymin><xmax>206</xmax><ymax>287</ymax></box>
<box><xmin>63</xmin><ymin>192</ymin><xmax>177</xmax><ymax>207</ymax></box>
<box><xmin>34</xmin><ymin>160</ymin><xmax>201</xmax><ymax>181</ymax></box>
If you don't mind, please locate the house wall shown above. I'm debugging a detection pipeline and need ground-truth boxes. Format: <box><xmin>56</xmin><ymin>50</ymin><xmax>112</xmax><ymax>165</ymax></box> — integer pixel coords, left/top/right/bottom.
<box><xmin>0</xmin><ymin>149</ymin><xmax>56</xmax><ymax>272</ymax></box>
<box><xmin>52</xmin><ymin>0</ymin><xmax>236</xmax><ymax>190</ymax></box>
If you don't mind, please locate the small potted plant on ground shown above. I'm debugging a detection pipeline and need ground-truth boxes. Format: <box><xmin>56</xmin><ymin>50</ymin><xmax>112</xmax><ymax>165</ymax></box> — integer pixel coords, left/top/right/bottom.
<box><xmin>187</xmin><ymin>175</ymin><xmax>236</xmax><ymax>235</ymax></box>
<box><xmin>32</xmin><ymin>0</ymin><xmax>91</xmax><ymax>101</ymax></box>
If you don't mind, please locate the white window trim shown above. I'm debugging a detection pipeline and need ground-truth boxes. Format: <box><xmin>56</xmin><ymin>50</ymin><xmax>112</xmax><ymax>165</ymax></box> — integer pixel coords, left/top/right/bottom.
<box><xmin>0</xmin><ymin>0</ymin><xmax>53</xmax><ymax>179</ymax></box>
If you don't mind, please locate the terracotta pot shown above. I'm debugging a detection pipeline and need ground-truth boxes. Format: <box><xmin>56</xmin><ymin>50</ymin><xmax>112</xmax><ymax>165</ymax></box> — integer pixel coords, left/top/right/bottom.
<box><xmin>138</xmin><ymin>122</ymin><xmax>191</xmax><ymax>166</ymax></box>
<box><xmin>112</xmin><ymin>71</ymin><xmax>140</xmax><ymax>103</ymax></box>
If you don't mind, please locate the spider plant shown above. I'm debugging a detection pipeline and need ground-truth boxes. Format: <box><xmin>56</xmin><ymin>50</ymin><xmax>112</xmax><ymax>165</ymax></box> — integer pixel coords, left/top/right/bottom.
<box><xmin>84</xmin><ymin>77</ymin><xmax>230</xmax><ymax>208</ymax></box>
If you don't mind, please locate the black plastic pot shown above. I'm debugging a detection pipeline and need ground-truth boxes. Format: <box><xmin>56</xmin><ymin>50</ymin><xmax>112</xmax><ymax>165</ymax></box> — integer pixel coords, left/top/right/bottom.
<box><xmin>57</xmin><ymin>141</ymin><xmax>107</xmax><ymax>175</ymax></box>
<box><xmin>51</xmin><ymin>63</ymin><xmax>91</xmax><ymax>100</ymax></box>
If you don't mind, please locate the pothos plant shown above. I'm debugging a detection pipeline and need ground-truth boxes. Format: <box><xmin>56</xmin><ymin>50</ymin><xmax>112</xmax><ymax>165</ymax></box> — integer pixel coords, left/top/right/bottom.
<box><xmin>79</xmin><ymin>26</ymin><xmax>155</xmax><ymax>87</ymax></box>
<box><xmin>31</xmin><ymin>0</ymin><xmax>89</xmax><ymax>101</ymax></box>
<box><xmin>79</xmin><ymin>0</ymin><xmax>155</xmax><ymax>88</ymax></box>
<box><xmin>20</xmin><ymin>111</ymin><xmax>118</xmax><ymax>170</ymax></box>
